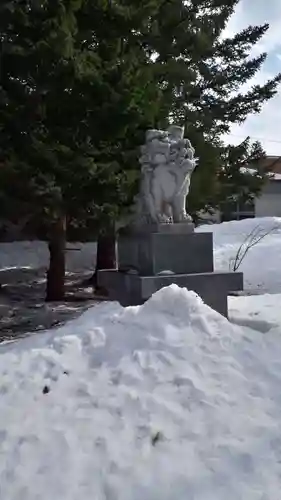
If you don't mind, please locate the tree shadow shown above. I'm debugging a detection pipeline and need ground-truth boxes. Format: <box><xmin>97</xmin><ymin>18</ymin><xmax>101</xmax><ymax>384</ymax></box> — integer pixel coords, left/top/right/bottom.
<box><xmin>0</xmin><ymin>267</ymin><xmax>100</xmax><ymax>342</ymax></box>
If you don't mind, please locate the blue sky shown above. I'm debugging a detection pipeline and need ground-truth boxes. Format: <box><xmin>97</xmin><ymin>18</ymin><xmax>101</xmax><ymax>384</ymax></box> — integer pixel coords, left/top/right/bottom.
<box><xmin>223</xmin><ymin>0</ymin><xmax>281</xmax><ymax>155</ymax></box>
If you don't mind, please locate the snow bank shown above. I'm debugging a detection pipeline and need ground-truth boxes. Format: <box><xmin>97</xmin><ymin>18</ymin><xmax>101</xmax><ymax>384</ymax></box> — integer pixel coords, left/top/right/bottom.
<box><xmin>198</xmin><ymin>217</ymin><xmax>281</xmax><ymax>292</ymax></box>
<box><xmin>1</xmin><ymin>216</ymin><xmax>281</xmax><ymax>292</ymax></box>
<box><xmin>1</xmin><ymin>284</ymin><xmax>281</xmax><ymax>499</ymax></box>
<box><xmin>0</xmin><ymin>240</ymin><xmax>97</xmax><ymax>272</ymax></box>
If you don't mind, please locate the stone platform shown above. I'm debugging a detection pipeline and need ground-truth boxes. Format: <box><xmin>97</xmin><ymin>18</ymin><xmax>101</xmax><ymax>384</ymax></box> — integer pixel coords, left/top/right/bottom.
<box><xmin>97</xmin><ymin>223</ymin><xmax>244</xmax><ymax>317</ymax></box>
<box><xmin>98</xmin><ymin>269</ymin><xmax>243</xmax><ymax>317</ymax></box>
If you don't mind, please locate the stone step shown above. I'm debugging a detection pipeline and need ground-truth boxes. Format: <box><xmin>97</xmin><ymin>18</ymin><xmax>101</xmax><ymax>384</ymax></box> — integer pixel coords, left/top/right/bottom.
<box><xmin>97</xmin><ymin>270</ymin><xmax>243</xmax><ymax>317</ymax></box>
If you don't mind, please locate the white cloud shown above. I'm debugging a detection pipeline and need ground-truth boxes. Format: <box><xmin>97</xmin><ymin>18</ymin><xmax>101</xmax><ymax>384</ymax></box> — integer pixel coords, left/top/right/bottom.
<box><xmin>223</xmin><ymin>0</ymin><xmax>281</xmax><ymax>155</ymax></box>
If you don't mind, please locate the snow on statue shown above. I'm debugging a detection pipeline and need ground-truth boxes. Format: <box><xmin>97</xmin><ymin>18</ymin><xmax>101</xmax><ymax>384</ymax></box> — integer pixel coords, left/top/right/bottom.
<box><xmin>135</xmin><ymin>125</ymin><xmax>197</xmax><ymax>225</ymax></box>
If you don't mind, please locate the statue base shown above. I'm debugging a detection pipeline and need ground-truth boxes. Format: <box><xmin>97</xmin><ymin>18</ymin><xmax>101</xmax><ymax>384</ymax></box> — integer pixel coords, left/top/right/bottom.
<box><xmin>117</xmin><ymin>230</ymin><xmax>213</xmax><ymax>276</ymax></box>
<box><xmin>97</xmin><ymin>270</ymin><xmax>243</xmax><ymax>318</ymax></box>
<box><xmin>120</xmin><ymin>222</ymin><xmax>194</xmax><ymax>235</ymax></box>
<box><xmin>97</xmin><ymin>224</ymin><xmax>244</xmax><ymax>317</ymax></box>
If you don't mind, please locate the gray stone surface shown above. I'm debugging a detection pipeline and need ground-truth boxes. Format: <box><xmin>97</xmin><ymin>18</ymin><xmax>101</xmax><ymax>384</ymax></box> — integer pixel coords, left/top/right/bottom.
<box><xmin>120</xmin><ymin>222</ymin><xmax>194</xmax><ymax>235</ymax></box>
<box><xmin>98</xmin><ymin>270</ymin><xmax>243</xmax><ymax>317</ymax></box>
<box><xmin>117</xmin><ymin>231</ymin><xmax>213</xmax><ymax>275</ymax></box>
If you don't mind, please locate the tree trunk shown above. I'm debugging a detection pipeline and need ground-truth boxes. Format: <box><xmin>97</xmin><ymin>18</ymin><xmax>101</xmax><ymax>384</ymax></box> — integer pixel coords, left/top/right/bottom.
<box><xmin>46</xmin><ymin>216</ymin><xmax>66</xmax><ymax>302</ymax></box>
<box><xmin>89</xmin><ymin>230</ymin><xmax>116</xmax><ymax>290</ymax></box>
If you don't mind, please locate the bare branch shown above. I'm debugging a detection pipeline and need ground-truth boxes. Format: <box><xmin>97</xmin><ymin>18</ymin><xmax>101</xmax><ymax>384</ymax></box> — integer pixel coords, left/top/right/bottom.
<box><xmin>229</xmin><ymin>223</ymin><xmax>280</xmax><ymax>272</ymax></box>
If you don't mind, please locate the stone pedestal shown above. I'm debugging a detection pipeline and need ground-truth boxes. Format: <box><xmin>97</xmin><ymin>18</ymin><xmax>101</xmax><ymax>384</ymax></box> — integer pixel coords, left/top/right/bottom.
<box><xmin>118</xmin><ymin>231</ymin><xmax>213</xmax><ymax>275</ymax></box>
<box><xmin>97</xmin><ymin>224</ymin><xmax>243</xmax><ymax>317</ymax></box>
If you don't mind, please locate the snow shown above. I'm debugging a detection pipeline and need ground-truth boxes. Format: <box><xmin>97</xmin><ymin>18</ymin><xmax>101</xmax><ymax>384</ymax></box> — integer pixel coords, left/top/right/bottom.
<box><xmin>0</xmin><ymin>240</ymin><xmax>97</xmax><ymax>273</ymax></box>
<box><xmin>229</xmin><ymin>293</ymin><xmax>281</xmax><ymax>332</ymax></box>
<box><xmin>1</xmin><ymin>284</ymin><xmax>281</xmax><ymax>499</ymax></box>
<box><xmin>1</xmin><ymin>216</ymin><xmax>281</xmax><ymax>293</ymax></box>
<box><xmin>198</xmin><ymin>216</ymin><xmax>281</xmax><ymax>292</ymax></box>
<box><xmin>239</xmin><ymin>167</ymin><xmax>281</xmax><ymax>181</ymax></box>
<box><xmin>1</xmin><ymin>217</ymin><xmax>281</xmax><ymax>498</ymax></box>
<box><xmin>1</xmin><ymin>217</ymin><xmax>281</xmax><ymax>293</ymax></box>
<box><xmin>273</xmin><ymin>173</ymin><xmax>281</xmax><ymax>180</ymax></box>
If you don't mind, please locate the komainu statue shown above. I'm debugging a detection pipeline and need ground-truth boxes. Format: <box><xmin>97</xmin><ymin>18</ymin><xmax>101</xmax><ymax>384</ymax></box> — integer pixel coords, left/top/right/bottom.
<box><xmin>134</xmin><ymin>125</ymin><xmax>197</xmax><ymax>225</ymax></box>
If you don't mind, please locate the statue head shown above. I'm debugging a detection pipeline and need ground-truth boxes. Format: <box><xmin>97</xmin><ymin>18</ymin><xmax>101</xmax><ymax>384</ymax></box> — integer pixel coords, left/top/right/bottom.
<box><xmin>146</xmin><ymin>129</ymin><xmax>168</xmax><ymax>143</ymax></box>
<box><xmin>167</xmin><ymin>125</ymin><xmax>185</xmax><ymax>141</ymax></box>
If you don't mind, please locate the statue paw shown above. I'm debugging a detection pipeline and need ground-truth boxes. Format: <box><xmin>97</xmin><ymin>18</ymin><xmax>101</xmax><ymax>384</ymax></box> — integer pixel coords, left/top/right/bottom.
<box><xmin>177</xmin><ymin>212</ymin><xmax>192</xmax><ymax>223</ymax></box>
<box><xmin>157</xmin><ymin>214</ymin><xmax>171</xmax><ymax>224</ymax></box>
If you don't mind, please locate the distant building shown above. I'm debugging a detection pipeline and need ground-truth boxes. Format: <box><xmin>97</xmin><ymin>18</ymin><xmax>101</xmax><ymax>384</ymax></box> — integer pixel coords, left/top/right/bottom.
<box><xmin>221</xmin><ymin>155</ymin><xmax>281</xmax><ymax>221</ymax></box>
<box><xmin>255</xmin><ymin>155</ymin><xmax>281</xmax><ymax>218</ymax></box>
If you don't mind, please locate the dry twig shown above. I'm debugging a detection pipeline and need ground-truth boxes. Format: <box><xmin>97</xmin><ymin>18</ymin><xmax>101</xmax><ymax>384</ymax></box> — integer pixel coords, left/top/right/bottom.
<box><xmin>229</xmin><ymin>224</ymin><xmax>280</xmax><ymax>272</ymax></box>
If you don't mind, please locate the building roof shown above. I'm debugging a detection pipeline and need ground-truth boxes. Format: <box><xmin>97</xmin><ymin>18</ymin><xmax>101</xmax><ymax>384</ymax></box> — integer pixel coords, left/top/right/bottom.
<box><xmin>241</xmin><ymin>156</ymin><xmax>281</xmax><ymax>181</ymax></box>
<box><xmin>254</xmin><ymin>155</ymin><xmax>281</xmax><ymax>181</ymax></box>
<box><xmin>260</xmin><ymin>156</ymin><xmax>281</xmax><ymax>174</ymax></box>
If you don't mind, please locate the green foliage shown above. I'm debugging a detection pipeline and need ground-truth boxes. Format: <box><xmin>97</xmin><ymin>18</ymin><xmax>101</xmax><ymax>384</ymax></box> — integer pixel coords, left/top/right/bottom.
<box><xmin>218</xmin><ymin>139</ymin><xmax>270</xmax><ymax>207</ymax></box>
<box><xmin>0</xmin><ymin>0</ymin><xmax>93</xmax><ymax>227</ymax></box>
<box><xmin>147</xmin><ymin>0</ymin><xmax>280</xmax><ymax>132</ymax></box>
<box><xmin>0</xmin><ymin>0</ymin><xmax>162</xmax><ymax>236</ymax></box>
<box><xmin>144</xmin><ymin>0</ymin><xmax>281</xmax><ymax>211</ymax></box>
<box><xmin>0</xmin><ymin>0</ymin><xmax>280</xmax><ymax>235</ymax></box>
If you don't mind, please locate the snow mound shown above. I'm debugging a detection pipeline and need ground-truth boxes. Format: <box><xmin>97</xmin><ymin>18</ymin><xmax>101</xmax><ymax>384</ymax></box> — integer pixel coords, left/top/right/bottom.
<box><xmin>1</xmin><ymin>284</ymin><xmax>281</xmax><ymax>499</ymax></box>
<box><xmin>198</xmin><ymin>217</ymin><xmax>281</xmax><ymax>292</ymax></box>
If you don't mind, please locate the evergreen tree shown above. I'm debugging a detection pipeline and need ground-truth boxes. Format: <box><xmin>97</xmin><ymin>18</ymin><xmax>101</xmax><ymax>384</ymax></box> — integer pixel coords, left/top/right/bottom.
<box><xmin>0</xmin><ymin>0</ymin><xmax>95</xmax><ymax>299</ymax></box>
<box><xmin>144</xmin><ymin>0</ymin><xmax>281</xmax><ymax>211</ymax></box>
<box><xmin>1</xmin><ymin>0</ymin><xmax>280</xmax><ymax>298</ymax></box>
<box><xmin>0</xmin><ymin>0</ymin><xmax>162</xmax><ymax>298</ymax></box>
<box><xmin>218</xmin><ymin>139</ymin><xmax>270</xmax><ymax>217</ymax></box>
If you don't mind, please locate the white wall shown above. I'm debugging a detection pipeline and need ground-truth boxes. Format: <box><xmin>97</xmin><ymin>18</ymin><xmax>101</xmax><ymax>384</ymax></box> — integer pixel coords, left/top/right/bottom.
<box><xmin>255</xmin><ymin>192</ymin><xmax>281</xmax><ymax>217</ymax></box>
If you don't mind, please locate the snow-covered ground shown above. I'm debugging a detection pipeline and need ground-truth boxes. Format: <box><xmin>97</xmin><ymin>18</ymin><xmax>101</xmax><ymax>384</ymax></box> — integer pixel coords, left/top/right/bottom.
<box><xmin>0</xmin><ymin>240</ymin><xmax>97</xmax><ymax>274</ymax></box>
<box><xmin>1</xmin><ymin>217</ymin><xmax>281</xmax><ymax>498</ymax></box>
<box><xmin>229</xmin><ymin>293</ymin><xmax>281</xmax><ymax>332</ymax></box>
<box><xmin>1</xmin><ymin>216</ymin><xmax>280</xmax><ymax>291</ymax></box>
<box><xmin>1</xmin><ymin>286</ymin><xmax>281</xmax><ymax>499</ymax></box>
<box><xmin>198</xmin><ymin>216</ymin><xmax>281</xmax><ymax>293</ymax></box>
